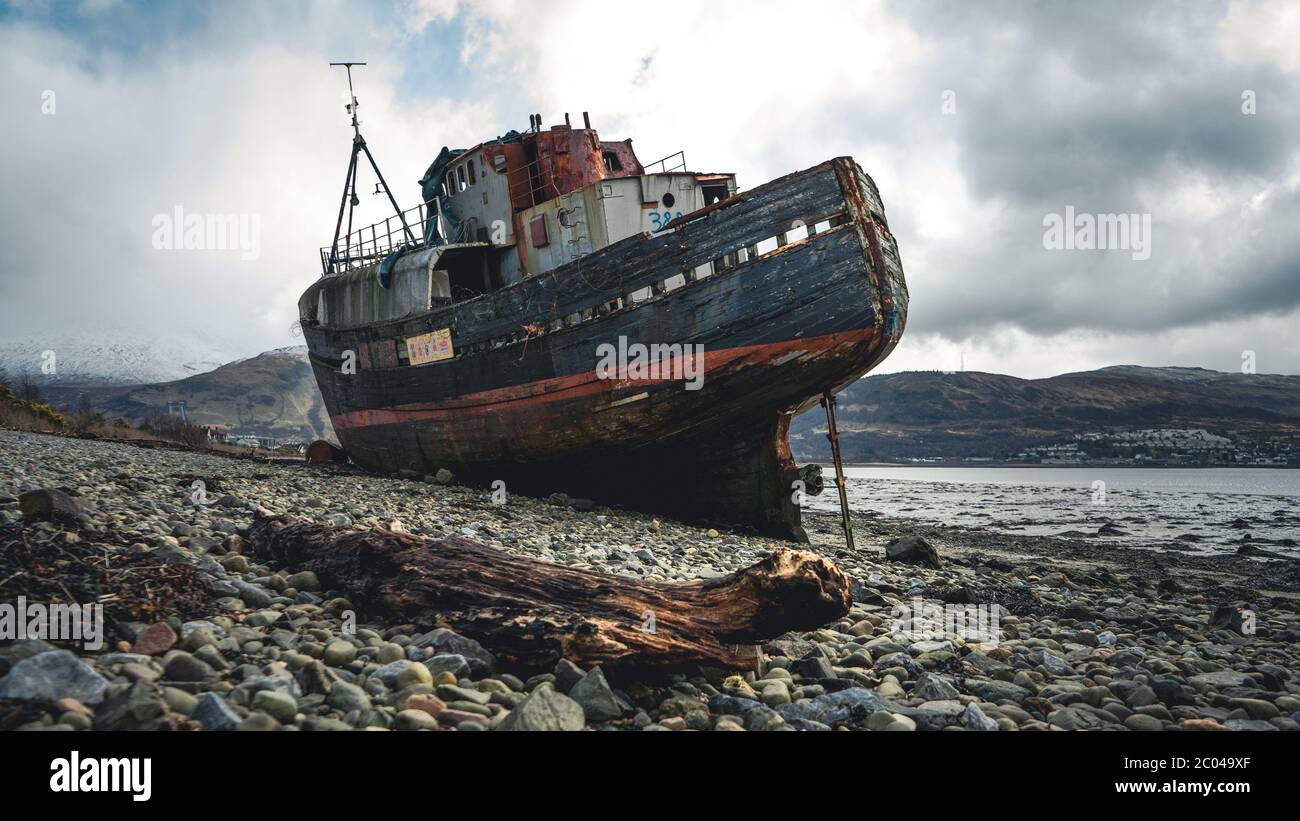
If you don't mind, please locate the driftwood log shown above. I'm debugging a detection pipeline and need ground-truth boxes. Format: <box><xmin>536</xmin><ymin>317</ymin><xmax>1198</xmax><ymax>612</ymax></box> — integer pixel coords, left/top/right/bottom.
<box><xmin>248</xmin><ymin>513</ymin><xmax>850</xmax><ymax>674</ymax></box>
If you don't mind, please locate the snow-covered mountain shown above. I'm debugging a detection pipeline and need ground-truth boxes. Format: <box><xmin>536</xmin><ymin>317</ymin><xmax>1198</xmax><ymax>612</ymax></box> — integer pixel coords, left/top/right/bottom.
<box><xmin>0</xmin><ymin>329</ymin><xmax>246</xmax><ymax>386</ymax></box>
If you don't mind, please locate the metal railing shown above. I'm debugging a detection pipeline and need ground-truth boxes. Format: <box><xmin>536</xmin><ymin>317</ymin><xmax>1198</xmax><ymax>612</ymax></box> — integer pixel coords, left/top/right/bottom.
<box><xmin>320</xmin><ymin>147</ymin><xmax>690</xmax><ymax>275</ymax></box>
<box><xmin>502</xmin><ymin>152</ymin><xmax>563</xmax><ymax>211</ymax></box>
<box><xmin>642</xmin><ymin>150</ymin><xmax>686</xmax><ymax>175</ymax></box>
<box><xmin>320</xmin><ymin>199</ymin><xmax>470</xmax><ymax>276</ymax></box>
<box><xmin>500</xmin><ymin>147</ymin><xmax>688</xmax><ymax>210</ymax></box>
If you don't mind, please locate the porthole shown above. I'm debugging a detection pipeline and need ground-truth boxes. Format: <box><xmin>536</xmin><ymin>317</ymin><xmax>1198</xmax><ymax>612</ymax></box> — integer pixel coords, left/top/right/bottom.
<box><xmin>662</xmin><ymin>192</ymin><xmax>676</xmax><ymax>208</ymax></box>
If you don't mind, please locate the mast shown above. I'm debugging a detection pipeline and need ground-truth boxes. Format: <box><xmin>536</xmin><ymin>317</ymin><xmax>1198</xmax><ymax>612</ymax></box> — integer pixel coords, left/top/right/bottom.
<box><xmin>325</xmin><ymin>62</ymin><xmax>415</xmax><ymax>275</ymax></box>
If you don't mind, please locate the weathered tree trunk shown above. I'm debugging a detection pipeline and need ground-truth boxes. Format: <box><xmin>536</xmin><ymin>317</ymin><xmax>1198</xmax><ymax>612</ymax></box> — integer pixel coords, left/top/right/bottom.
<box><xmin>248</xmin><ymin>513</ymin><xmax>850</xmax><ymax>674</ymax></box>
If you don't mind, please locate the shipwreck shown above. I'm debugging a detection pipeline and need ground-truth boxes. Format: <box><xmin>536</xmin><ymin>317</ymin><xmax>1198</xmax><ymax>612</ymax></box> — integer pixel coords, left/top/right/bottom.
<box><xmin>297</xmin><ymin>69</ymin><xmax>907</xmax><ymax>541</ymax></box>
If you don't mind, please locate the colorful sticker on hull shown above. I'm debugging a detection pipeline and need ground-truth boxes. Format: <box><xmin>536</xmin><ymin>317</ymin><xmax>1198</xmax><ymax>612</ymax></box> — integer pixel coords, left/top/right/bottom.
<box><xmin>407</xmin><ymin>328</ymin><xmax>454</xmax><ymax>365</ymax></box>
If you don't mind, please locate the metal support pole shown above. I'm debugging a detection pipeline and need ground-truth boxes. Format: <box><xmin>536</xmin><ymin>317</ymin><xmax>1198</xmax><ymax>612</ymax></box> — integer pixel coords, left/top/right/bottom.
<box><xmin>326</xmin><ymin>145</ymin><xmax>360</xmax><ymax>274</ymax></box>
<box><xmin>821</xmin><ymin>391</ymin><xmax>855</xmax><ymax>550</ymax></box>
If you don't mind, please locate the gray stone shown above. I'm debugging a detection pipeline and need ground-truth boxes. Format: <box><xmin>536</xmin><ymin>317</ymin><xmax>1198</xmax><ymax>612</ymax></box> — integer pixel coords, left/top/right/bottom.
<box><xmin>1223</xmin><ymin>719</ymin><xmax>1278</xmax><ymax>732</ymax></box>
<box><xmin>964</xmin><ymin>679</ymin><xmax>1032</xmax><ymax>704</ymax></box>
<box><xmin>237</xmin><ymin>713</ymin><xmax>281</xmax><ymax>731</ymax></box>
<box><xmin>906</xmin><ymin>699</ymin><xmax>966</xmax><ymax>731</ymax></box>
<box><xmin>162</xmin><ymin>686</ymin><xmax>198</xmax><ymax>714</ymax></box>
<box><xmin>163</xmin><ymin>651</ymin><xmax>216</xmax><ymax>682</ymax></box>
<box><xmin>1033</xmin><ymin>650</ymin><xmax>1074</xmax><ymax>676</ymax></box>
<box><xmin>497</xmin><ymin>685</ymin><xmax>584</xmax><ymax>731</ymax></box>
<box><xmin>569</xmin><ymin>667</ymin><xmax>624</xmax><ymax>722</ymax></box>
<box><xmin>423</xmin><ymin>654</ymin><xmax>470</xmax><ymax>679</ymax></box>
<box><xmin>436</xmin><ymin>684</ymin><xmax>490</xmax><ymax>705</ymax></box>
<box><xmin>19</xmin><ymin>488</ymin><xmax>87</xmax><ymax>526</ymax></box>
<box><xmin>284</xmin><ymin>571</ymin><xmax>320</xmax><ymax>591</ymax></box>
<box><xmin>410</xmin><ymin>628</ymin><xmax>495</xmax><ymax>675</ymax></box>
<box><xmin>1047</xmin><ymin>705</ymin><xmax>1112</xmax><ymax>731</ymax></box>
<box><xmin>322</xmin><ymin>640</ymin><xmax>357</xmax><ymax>667</ymax></box>
<box><xmin>395</xmin><ymin>709</ymin><xmax>439</xmax><ymax>731</ymax></box>
<box><xmin>1126</xmin><ymin>685</ymin><xmax>1159</xmax><ymax>708</ymax></box>
<box><xmin>743</xmin><ymin>704</ymin><xmax>786</xmax><ymax>731</ymax></box>
<box><xmin>808</xmin><ymin>687</ymin><xmax>888</xmax><ymax>725</ymax></box>
<box><xmin>231</xmin><ymin>580</ymin><xmax>274</xmax><ymax>608</ymax></box>
<box><xmin>92</xmin><ymin>680</ymin><xmax>169</xmax><ymax>731</ymax></box>
<box><xmin>554</xmin><ymin>658</ymin><xmax>585</xmax><ymax>693</ymax></box>
<box><xmin>867</xmin><ymin>710</ymin><xmax>915</xmax><ymax>731</ymax></box>
<box><xmin>913</xmin><ymin>672</ymin><xmax>960</xmax><ymax>701</ymax></box>
<box><xmin>0</xmin><ymin>638</ymin><xmax>58</xmax><ymax>665</ymax></box>
<box><xmin>251</xmin><ymin>690</ymin><xmax>298</xmax><ymax>723</ymax></box>
<box><xmin>1124</xmin><ymin>713</ymin><xmax>1165</xmax><ymax>731</ymax></box>
<box><xmin>1189</xmin><ymin>671</ymin><xmax>1252</xmax><ymax>689</ymax></box>
<box><xmin>790</xmin><ymin>655</ymin><xmax>835</xmax><ymax>681</ymax></box>
<box><xmin>964</xmin><ymin>702</ymin><xmax>999</xmax><ymax>732</ymax></box>
<box><xmin>884</xmin><ymin>535</ymin><xmax>941</xmax><ymax>568</ymax></box>
<box><xmin>372</xmin><ymin>659</ymin><xmax>416</xmax><ymax>689</ymax></box>
<box><xmin>190</xmin><ymin>692</ymin><xmax>241</xmax><ymax>731</ymax></box>
<box><xmin>0</xmin><ymin>650</ymin><xmax>108</xmax><ymax>704</ymax></box>
<box><xmin>328</xmin><ymin>680</ymin><xmax>371</xmax><ymax>713</ymax></box>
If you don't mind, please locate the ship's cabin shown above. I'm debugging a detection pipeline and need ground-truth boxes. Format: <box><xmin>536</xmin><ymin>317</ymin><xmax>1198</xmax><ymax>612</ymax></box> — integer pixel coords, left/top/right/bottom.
<box><xmin>308</xmin><ymin>112</ymin><xmax>738</xmax><ymax>329</ymax></box>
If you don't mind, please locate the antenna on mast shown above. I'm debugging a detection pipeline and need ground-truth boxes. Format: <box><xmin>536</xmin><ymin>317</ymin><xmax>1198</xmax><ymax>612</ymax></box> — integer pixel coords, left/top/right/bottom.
<box><xmin>331</xmin><ymin>61</ymin><xmax>365</xmax><ymax>138</ymax></box>
<box><xmin>325</xmin><ymin>61</ymin><xmax>414</xmax><ymax>275</ymax></box>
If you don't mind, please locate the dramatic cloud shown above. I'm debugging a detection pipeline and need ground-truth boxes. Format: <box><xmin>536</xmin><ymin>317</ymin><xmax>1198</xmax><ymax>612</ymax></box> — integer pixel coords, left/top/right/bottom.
<box><xmin>1</xmin><ymin>0</ymin><xmax>1297</xmax><ymax>377</ymax></box>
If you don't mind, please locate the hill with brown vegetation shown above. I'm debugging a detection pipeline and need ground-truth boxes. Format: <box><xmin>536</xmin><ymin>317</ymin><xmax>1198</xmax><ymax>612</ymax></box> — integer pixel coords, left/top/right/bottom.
<box><xmin>789</xmin><ymin>366</ymin><xmax>1300</xmax><ymax>462</ymax></box>
<box><xmin>38</xmin><ymin>346</ymin><xmax>333</xmax><ymax>443</ymax></box>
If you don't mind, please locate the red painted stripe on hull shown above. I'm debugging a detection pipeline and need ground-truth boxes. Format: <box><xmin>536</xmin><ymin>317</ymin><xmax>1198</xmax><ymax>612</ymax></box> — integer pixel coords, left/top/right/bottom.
<box><xmin>329</xmin><ymin>327</ymin><xmax>874</xmax><ymax>432</ymax></box>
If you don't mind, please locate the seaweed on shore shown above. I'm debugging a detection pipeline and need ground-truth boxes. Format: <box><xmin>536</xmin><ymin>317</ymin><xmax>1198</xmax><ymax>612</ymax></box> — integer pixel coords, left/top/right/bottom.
<box><xmin>0</xmin><ymin>522</ymin><xmax>216</xmax><ymax>642</ymax></box>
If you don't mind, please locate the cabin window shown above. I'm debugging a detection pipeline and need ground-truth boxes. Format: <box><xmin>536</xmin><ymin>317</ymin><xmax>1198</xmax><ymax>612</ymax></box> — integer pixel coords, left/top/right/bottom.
<box><xmin>701</xmin><ymin>182</ymin><xmax>729</xmax><ymax>206</ymax></box>
<box><xmin>446</xmin><ymin>172</ymin><xmax>456</xmax><ymax>197</ymax></box>
<box><xmin>602</xmin><ymin>151</ymin><xmax>623</xmax><ymax>173</ymax></box>
<box><xmin>457</xmin><ymin>166</ymin><xmax>467</xmax><ymax>192</ymax></box>
<box><xmin>468</xmin><ymin>159</ymin><xmax>477</xmax><ymax>186</ymax></box>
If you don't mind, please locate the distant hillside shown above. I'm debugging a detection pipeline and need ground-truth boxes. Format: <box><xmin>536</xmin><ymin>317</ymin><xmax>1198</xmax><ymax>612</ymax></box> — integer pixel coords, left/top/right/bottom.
<box><xmin>789</xmin><ymin>366</ymin><xmax>1300</xmax><ymax>462</ymax></box>
<box><xmin>40</xmin><ymin>346</ymin><xmax>333</xmax><ymax>442</ymax></box>
<box><xmin>22</xmin><ymin>353</ymin><xmax>1300</xmax><ymax>462</ymax></box>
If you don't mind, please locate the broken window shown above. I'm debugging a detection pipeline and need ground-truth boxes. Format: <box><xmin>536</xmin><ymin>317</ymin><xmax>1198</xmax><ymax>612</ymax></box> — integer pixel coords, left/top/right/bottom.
<box><xmin>457</xmin><ymin>165</ymin><xmax>467</xmax><ymax>192</ymax></box>
<box><xmin>468</xmin><ymin>159</ymin><xmax>477</xmax><ymax>186</ymax></box>
<box><xmin>603</xmin><ymin>151</ymin><xmax>623</xmax><ymax>174</ymax></box>
<box><xmin>701</xmin><ymin>182</ymin><xmax>730</xmax><ymax>205</ymax></box>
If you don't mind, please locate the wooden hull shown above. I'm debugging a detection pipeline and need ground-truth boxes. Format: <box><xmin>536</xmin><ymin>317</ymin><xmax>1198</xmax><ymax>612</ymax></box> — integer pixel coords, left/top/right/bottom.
<box><xmin>299</xmin><ymin>158</ymin><xmax>908</xmax><ymax>540</ymax></box>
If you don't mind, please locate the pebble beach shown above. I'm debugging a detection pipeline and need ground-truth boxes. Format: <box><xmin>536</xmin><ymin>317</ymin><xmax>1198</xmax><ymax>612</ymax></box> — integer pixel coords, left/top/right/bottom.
<box><xmin>2</xmin><ymin>429</ymin><xmax>1298</xmax><ymax>732</ymax></box>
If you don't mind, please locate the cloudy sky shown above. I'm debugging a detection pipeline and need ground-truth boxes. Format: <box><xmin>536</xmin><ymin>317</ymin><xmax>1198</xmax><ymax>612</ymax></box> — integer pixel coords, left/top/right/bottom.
<box><xmin>2</xmin><ymin>0</ymin><xmax>1298</xmax><ymax>378</ymax></box>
